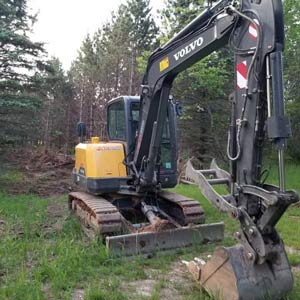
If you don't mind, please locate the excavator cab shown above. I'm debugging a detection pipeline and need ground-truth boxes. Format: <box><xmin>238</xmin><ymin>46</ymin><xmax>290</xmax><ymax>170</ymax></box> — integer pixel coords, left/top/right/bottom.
<box><xmin>73</xmin><ymin>96</ymin><xmax>178</xmax><ymax>194</ymax></box>
<box><xmin>107</xmin><ymin>96</ymin><xmax>178</xmax><ymax>188</ymax></box>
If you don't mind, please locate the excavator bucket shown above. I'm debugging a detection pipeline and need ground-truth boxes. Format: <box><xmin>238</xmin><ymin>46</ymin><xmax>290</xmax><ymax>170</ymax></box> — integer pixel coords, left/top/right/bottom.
<box><xmin>186</xmin><ymin>245</ymin><xmax>293</xmax><ymax>300</ymax></box>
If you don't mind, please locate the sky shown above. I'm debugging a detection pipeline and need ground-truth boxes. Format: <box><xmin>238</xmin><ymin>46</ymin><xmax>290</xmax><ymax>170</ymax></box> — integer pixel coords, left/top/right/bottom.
<box><xmin>28</xmin><ymin>0</ymin><xmax>164</xmax><ymax>70</ymax></box>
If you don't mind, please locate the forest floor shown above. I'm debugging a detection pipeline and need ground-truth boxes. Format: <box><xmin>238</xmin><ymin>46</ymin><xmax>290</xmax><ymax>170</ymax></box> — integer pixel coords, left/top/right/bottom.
<box><xmin>0</xmin><ymin>149</ymin><xmax>299</xmax><ymax>300</ymax></box>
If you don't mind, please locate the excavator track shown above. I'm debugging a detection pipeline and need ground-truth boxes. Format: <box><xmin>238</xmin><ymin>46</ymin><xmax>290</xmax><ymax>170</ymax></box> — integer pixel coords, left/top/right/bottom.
<box><xmin>68</xmin><ymin>190</ymin><xmax>224</xmax><ymax>256</ymax></box>
<box><xmin>69</xmin><ymin>192</ymin><xmax>123</xmax><ymax>235</ymax></box>
<box><xmin>158</xmin><ymin>190</ymin><xmax>205</xmax><ymax>225</ymax></box>
<box><xmin>69</xmin><ymin>190</ymin><xmax>205</xmax><ymax>235</ymax></box>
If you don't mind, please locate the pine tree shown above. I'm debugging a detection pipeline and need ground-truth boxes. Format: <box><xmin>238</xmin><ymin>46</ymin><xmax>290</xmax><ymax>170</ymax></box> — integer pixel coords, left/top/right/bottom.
<box><xmin>283</xmin><ymin>0</ymin><xmax>300</xmax><ymax>160</ymax></box>
<box><xmin>40</xmin><ymin>58</ymin><xmax>74</xmax><ymax>150</ymax></box>
<box><xmin>70</xmin><ymin>0</ymin><xmax>159</xmax><ymax>139</ymax></box>
<box><xmin>0</xmin><ymin>0</ymin><xmax>45</xmax><ymax>144</ymax></box>
<box><xmin>126</xmin><ymin>0</ymin><xmax>158</xmax><ymax>94</ymax></box>
<box><xmin>161</xmin><ymin>0</ymin><xmax>206</xmax><ymax>37</ymax></box>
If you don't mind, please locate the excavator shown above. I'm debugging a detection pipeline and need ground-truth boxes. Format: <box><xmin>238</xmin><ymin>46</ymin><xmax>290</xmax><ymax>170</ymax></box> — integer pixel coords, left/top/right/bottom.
<box><xmin>69</xmin><ymin>0</ymin><xmax>299</xmax><ymax>299</ymax></box>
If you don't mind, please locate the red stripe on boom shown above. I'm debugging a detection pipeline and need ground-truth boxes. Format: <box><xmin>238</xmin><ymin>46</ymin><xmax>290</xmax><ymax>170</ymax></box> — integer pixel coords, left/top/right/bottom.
<box><xmin>237</xmin><ymin>61</ymin><xmax>247</xmax><ymax>79</ymax></box>
<box><xmin>249</xmin><ymin>22</ymin><xmax>258</xmax><ymax>39</ymax></box>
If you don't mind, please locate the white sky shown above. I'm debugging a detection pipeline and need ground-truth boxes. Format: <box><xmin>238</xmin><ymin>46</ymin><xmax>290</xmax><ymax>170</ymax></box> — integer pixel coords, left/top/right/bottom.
<box><xmin>28</xmin><ymin>0</ymin><xmax>164</xmax><ymax>70</ymax></box>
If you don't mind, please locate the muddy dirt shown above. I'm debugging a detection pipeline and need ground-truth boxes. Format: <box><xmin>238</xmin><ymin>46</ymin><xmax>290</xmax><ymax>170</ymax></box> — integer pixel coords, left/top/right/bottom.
<box><xmin>42</xmin><ymin>283</ymin><xmax>54</xmax><ymax>300</ymax></box>
<box><xmin>286</xmin><ymin>246</ymin><xmax>300</xmax><ymax>254</ymax></box>
<box><xmin>41</xmin><ymin>200</ymin><xmax>70</xmax><ymax>240</ymax></box>
<box><xmin>25</xmin><ymin>168</ymin><xmax>73</xmax><ymax>197</ymax></box>
<box><xmin>123</xmin><ymin>261</ymin><xmax>197</xmax><ymax>300</ymax></box>
<box><xmin>293</xmin><ymin>202</ymin><xmax>300</xmax><ymax>208</ymax></box>
<box><xmin>292</xmin><ymin>266</ymin><xmax>300</xmax><ymax>273</ymax></box>
<box><xmin>69</xmin><ymin>261</ymin><xmax>197</xmax><ymax>300</ymax></box>
<box><xmin>128</xmin><ymin>279</ymin><xmax>157</xmax><ymax>297</ymax></box>
<box><xmin>72</xmin><ymin>289</ymin><xmax>85</xmax><ymax>300</ymax></box>
<box><xmin>0</xmin><ymin>219</ymin><xmax>5</xmax><ymax>237</ymax></box>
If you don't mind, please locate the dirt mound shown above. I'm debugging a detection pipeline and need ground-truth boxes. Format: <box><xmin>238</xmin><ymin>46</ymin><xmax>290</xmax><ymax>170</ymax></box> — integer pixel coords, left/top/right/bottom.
<box><xmin>24</xmin><ymin>149</ymin><xmax>74</xmax><ymax>171</ymax></box>
<box><xmin>2</xmin><ymin>148</ymin><xmax>75</xmax><ymax>197</ymax></box>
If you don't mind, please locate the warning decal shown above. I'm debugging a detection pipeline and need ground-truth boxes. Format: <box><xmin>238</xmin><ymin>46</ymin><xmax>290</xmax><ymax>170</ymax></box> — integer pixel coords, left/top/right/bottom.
<box><xmin>237</xmin><ymin>60</ymin><xmax>247</xmax><ymax>90</ymax></box>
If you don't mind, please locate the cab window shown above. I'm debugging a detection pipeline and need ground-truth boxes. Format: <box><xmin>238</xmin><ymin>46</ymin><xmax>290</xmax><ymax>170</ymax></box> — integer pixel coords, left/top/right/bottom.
<box><xmin>108</xmin><ymin>101</ymin><xmax>126</xmax><ymax>140</ymax></box>
<box><xmin>131</xmin><ymin>102</ymin><xmax>140</xmax><ymax>121</ymax></box>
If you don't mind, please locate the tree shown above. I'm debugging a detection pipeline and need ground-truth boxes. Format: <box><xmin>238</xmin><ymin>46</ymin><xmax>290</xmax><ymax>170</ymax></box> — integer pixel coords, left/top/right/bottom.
<box><xmin>161</xmin><ymin>0</ymin><xmax>206</xmax><ymax>36</ymax></box>
<box><xmin>70</xmin><ymin>0</ymin><xmax>158</xmax><ymax>139</ymax></box>
<box><xmin>40</xmin><ymin>58</ymin><xmax>75</xmax><ymax>151</ymax></box>
<box><xmin>126</xmin><ymin>0</ymin><xmax>158</xmax><ymax>94</ymax></box>
<box><xmin>0</xmin><ymin>0</ymin><xmax>45</xmax><ymax>144</ymax></box>
<box><xmin>283</xmin><ymin>0</ymin><xmax>300</xmax><ymax>160</ymax></box>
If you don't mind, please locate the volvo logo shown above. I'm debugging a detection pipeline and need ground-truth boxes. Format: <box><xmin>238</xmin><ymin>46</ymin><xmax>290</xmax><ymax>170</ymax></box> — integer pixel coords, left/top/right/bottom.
<box><xmin>174</xmin><ymin>37</ymin><xmax>204</xmax><ymax>61</ymax></box>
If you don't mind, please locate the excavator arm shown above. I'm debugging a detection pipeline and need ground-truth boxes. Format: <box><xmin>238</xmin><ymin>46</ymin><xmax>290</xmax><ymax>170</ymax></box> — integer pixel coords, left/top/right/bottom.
<box><xmin>133</xmin><ymin>0</ymin><xmax>235</xmax><ymax>183</ymax></box>
<box><xmin>131</xmin><ymin>0</ymin><xmax>299</xmax><ymax>299</ymax></box>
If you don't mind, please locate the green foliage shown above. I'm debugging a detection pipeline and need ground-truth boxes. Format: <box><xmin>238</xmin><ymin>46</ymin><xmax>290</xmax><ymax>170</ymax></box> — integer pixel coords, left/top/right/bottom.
<box><xmin>172</xmin><ymin>184</ymin><xmax>238</xmax><ymax>236</ymax></box>
<box><xmin>158</xmin><ymin>0</ymin><xmax>300</xmax><ymax>162</ymax></box>
<box><xmin>0</xmin><ymin>0</ymin><xmax>44</xmax><ymax>83</ymax></box>
<box><xmin>39</xmin><ymin>57</ymin><xmax>75</xmax><ymax>150</ymax></box>
<box><xmin>161</xmin><ymin>0</ymin><xmax>206</xmax><ymax>36</ymax></box>
<box><xmin>69</xmin><ymin>0</ymin><xmax>158</xmax><ymax>139</ymax></box>
<box><xmin>0</xmin><ymin>170</ymin><xmax>24</xmax><ymax>185</ymax></box>
<box><xmin>127</xmin><ymin>0</ymin><xmax>158</xmax><ymax>51</ymax></box>
<box><xmin>288</xmin><ymin>253</ymin><xmax>300</xmax><ymax>266</ymax></box>
<box><xmin>264</xmin><ymin>160</ymin><xmax>300</xmax><ymax>192</ymax></box>
<box><xmin>2</xmin><ymin>0</ymin><xmax>300</xmax><ymax>162</ymax></box>
<box><xmin>283</xmin><ymin>0</ymin><xmax>300</xmax><ymax>160</ymax></box>
<box><xmin>0</xmin><ymin>2</ymin><xmax>74</xmax><ymax>150</ymax></box>
<box><xmin>0</xmin><ymin>0</ymin><xmax>46</xmax><ymax>145</ymax></box>
<box><xmin>283</xmin><ymin>0</ymin><xmax>300</xmax><ymax>103</ymax></box>
<box><xmin>85</xmin><ymin>280</ymin><xmax>129</xmax><ymax>300</ymax></box>
<box><xmin>137</xmin><ymin>50</ymin><xmax>152</xmax><ymax>75</ymax></box>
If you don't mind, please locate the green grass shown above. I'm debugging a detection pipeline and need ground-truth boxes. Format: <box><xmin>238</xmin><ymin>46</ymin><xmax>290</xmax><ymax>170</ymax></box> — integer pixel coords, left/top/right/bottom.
<box><xmin>0</xmin><ymin>194</ymin><xmax>156</xmax><ymax>299</ymax></box>
<box><xmin>0</xmin><ymin>170</ymin><xmax>24</xmax><ymax>182</ymax></box>
<box><xmin>262</xmin><ymin>163</ymin><xmax>300</xmax><ymax>249</ymax></box>
<box><xmin>264</xmin><ymin>162</ymin><xmax>300</xmax><ymax>191</ymax></box>
<box><xmin>0</xmin><ymin>163</ymin><xmax>299</xmax><ymax>299</ymax></box>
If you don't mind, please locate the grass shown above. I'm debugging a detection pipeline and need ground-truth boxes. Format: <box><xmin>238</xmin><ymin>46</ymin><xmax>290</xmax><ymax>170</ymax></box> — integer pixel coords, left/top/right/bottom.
<box><xmin>264</xmin><ymin>162</ymin><xmax>300</xmax><ymax>191</ymax></box>
<box><xmin>0</xmin><ymin>170</ymin><xmax>24</xmax><ymax>183</ymax></box>
<box><xmin>0</xmin><ymin>163</ymin><xmax>299</xmax><ymax>299</ymax></box>
<box><xmin>262</xmin><ymin>162</ymin><xmax>300</xmax><ymax>249</ymax></box>
<box><xmin>0</xmin><ymin>194</ymin><xmax>138</xmax><ymax>299</ymax></box>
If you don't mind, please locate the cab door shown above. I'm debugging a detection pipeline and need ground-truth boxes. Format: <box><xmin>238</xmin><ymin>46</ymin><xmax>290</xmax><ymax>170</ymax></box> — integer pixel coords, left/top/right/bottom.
<box><xmin>107</xmin><ymin>99</ymin><xmax>127</xmax><ymax>142</ymax></box>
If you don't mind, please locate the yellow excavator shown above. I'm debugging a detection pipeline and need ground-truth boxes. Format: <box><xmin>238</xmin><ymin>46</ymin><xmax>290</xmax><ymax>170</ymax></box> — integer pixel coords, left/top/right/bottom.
<box><xmin>70</xmin><ymin>96</ymin><xmax>214</xmax><ymax>253</ymax></box>
<box><xmin>69</xmin><ymin>0</ymin><xmax>299</xmax><ymax>299</ymax></box>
